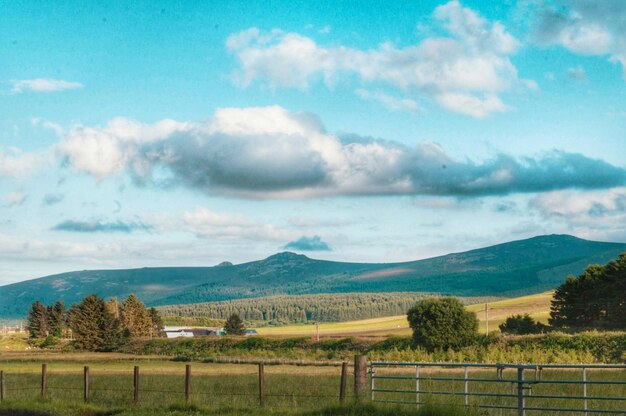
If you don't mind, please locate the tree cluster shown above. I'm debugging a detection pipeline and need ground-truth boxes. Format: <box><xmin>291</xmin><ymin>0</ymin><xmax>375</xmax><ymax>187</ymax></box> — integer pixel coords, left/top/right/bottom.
<box><xmin>549</xmin><ymin>253</ymin><xmax>626</xmax><ymax>329</ymax></box>
<box><xmin>157</xmin><ymin>292</ymin><xmax>433</xmax><ymax>323</ymax></box>
<box><xmin>26</xmin><ymin>300</ymin><xmax>68</xmax><ymax>338</ymax></box>
<box><xmin>26</xmin><ymin>294</ymin><xmax>165</xmax><ymax>351</ymax></box>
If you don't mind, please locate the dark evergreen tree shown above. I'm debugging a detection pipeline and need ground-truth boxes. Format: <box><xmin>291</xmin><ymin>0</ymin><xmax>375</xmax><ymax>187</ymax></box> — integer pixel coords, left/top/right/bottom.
<box><xmin>148</xmin><ymin>307</ymin><xmax>164</xmax><ymax>337</ymax></box>
<box><xmin>224</xmin><ymin>313</ymin><xmax>245</xmax><ymax>335</ymax></box>
<box><xmin>26</xmin><ymin>301</ymin><xmax>49</xmax><ymax>338</ymax></box>
<box><xmin>407</xmin><ymin>297</ymin><xmax>478</xmax><ymax>352</ymax></box>
<box><xmin>47</xmin><ymin>300</ymin><xmax>67</xmax><ymax>337</ymax></box>
<box><xmin>69</xmin><ymin>294</ymin><xmax>123</xmax><ymax>351</ymax></box>
<box><xmin>550</xmin><ymin>253</ymin><xmax>626</xmax><ymax>329</ymax></box>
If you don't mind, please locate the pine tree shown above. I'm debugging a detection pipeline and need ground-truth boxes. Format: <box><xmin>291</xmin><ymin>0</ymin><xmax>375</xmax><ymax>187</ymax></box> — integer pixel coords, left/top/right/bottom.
<box><xmin>26</xmin><ymin>301</ymin><xmax>49</xmax><ymax>338</ymax></box>
<box><xmin>121</xmin><ymin>294</ymin><xmax>152</xmax><ymax>337</ymax></box>
<box><xmin>70</xmin><ymin>294</ymin><xmax>122</xmax><ymax>351</ymax></box>
<box><xmin>148</xmin><ymin>307</ymin><xmax>164</xmax><ymax>337</ymax></box>
<box><xmin>47</xmin><ymin>301</ymin><xmax>67</xmax><ymax>337</ymax></box>
<box><xmin>224</xmin><ymin>313</ymin><xmax>245</xmax><ymax>335</ymax></box>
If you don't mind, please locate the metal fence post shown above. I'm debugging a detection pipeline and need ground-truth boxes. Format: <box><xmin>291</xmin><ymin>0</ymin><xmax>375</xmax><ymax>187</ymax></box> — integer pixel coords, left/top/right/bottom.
<box><xmin>415</xmin><ymin>365</ymin><xmax>420</xmax><ymax>407</ymax></box>
<box><xmin>464</xmin><ymin>366</ymin><xmax>469</xmax><ymax>406</ymax></box>
<box><xmin>583</xmin><ymin>367</ymin><xmax>588</xmax><ymax>416</ymax></box>
<box><xmin>517</xmin><ymin>367</ymin><xmax>525</xmax><ymax>416</ymax></box>
<box><xmin>41</xmin><ymin>363</ymin><xmax>47</xmax><ymax>398</ymax></box>
<box><xmin>339</xmin><ymin>362</ymin><xmax>348</xmax><ymax>403</ymax></box>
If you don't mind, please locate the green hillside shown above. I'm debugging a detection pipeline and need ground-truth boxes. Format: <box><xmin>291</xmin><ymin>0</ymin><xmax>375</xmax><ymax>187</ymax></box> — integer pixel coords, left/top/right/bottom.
<box><xmin>1</xmin><ymin>234</ymin><xmax>625</xmax><ymax>318</ymax></box>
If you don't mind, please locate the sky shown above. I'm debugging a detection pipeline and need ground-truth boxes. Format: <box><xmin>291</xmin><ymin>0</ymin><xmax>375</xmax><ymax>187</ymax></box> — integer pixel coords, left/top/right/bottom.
<box><xmin>1</xmin><ymin>0</ymin><xmax>626</xmax><ymax>284</ymax></box>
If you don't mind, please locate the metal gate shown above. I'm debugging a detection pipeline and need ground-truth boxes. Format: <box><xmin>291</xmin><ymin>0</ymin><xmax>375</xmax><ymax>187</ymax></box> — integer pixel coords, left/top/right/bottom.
<box><xmin>369</xmin><ymin>362</ymin><xmax>626</xmax><ymax>415</ymax></box>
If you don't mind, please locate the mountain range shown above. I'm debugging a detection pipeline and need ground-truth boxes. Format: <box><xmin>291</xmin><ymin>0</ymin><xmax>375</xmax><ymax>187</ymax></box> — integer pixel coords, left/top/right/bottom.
<box><xmin>1</xmin><ymin>234</ymin><xmax>625</xmax><ymax>318</ymax></box>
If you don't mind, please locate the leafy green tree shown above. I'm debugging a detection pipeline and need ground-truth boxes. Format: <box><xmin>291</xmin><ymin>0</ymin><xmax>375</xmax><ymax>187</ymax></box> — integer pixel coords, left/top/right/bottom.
<box><xmin>550</xmin><ymin>253</ymin><xmax>626</xmax><ymax>329</ymax></box>
<box><xmin>407</xmin><ymin>297</ymin><xmax>478</xmax><ymax>351</ymax></box>
<box><xmin>26</xmin><ymin>301</ymin><xmax>49</xmax><ymax>338</ymax></box>
<box><xmin>47</xmin><ymin>301</ymin><xmax>67</xmax><ymax>337</ymax></box>
<box><xmin>499</xmin><ymin>314</ymin><xmax>544</xmax><ymax>335</ymax></box>
<box><xmin>148</xmin><ymin>307</ymin><xmax>164</xmax><ymax>337</ymax></box>
<box><xmin>224</xmin><ymin>313</ymin><xmax>245</xmax><ymax>335</ymax></box>
<box><xmin>121</xmin><ymin>294</ymin><xmax>152</xmax><ymax>337</ymax></box>
<box><xmin>69</xmin><ymin>294</ymin><xmax>123</xmax><ymax>351</ymax></box>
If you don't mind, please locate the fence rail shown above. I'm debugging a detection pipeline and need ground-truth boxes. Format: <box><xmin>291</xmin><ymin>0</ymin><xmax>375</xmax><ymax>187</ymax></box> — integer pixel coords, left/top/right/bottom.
<box><xmin>370</xmin><ymin>361</ymin><xmax>626</xmax><ymax>415</ymax></box>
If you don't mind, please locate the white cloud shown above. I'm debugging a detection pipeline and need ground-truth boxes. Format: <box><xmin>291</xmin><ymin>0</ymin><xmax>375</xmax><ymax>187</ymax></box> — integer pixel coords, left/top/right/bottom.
<box><xmin>0</xmin><ymin>147</ymin><xmax>44</xmax><ymax>178</ymax></box>
<box><xmin>530</xmin><ymin>187</ymin><xmax>626</xmax><ymax>241</ymax></box>
<box><xmin>534</xmin><ymin>2</ymin><xmax>626</xmax><ymax>78</ymax></box>
<box><xmin>2</xmin><ymin>192</ymin><xmax>28</xmax><ymax>207</ymax></box>
<box><xmin>355</xmin><ymin>89</ymin><xmax>420</xmax><ymax>114</ymax></box>
<box><xmin>11</xmin><ymin>78</ymin><xmax>83</xmax><ymax>94</ymax></box>
<box><xmin>57</xmin><ymin>105</ymin><xmax>626</xmax><ymax>199</ymax></box>
<box><xmin>181</xmin><ymin>207</ymin><xmax>292</xmax><ymax>241</ymax></box>
<box><xmin>227</xmin><ymin>1</ymin><xmax>531</xmax><ymax>117</ymax></box>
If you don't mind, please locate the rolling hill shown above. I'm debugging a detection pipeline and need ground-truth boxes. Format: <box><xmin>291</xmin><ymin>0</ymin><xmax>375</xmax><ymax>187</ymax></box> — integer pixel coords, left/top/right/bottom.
<box><xmin>1</xmin><ymin>234</ymin><xmax>625</xmax><ymax>318</ymax></box>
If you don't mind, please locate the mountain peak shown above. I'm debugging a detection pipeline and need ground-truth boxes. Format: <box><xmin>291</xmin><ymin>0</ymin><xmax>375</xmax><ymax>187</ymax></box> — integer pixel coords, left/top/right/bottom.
<box><xmin>265</xmin><ymin>252</ymin><xmax>310</xmax><ymax>262</ymax></box>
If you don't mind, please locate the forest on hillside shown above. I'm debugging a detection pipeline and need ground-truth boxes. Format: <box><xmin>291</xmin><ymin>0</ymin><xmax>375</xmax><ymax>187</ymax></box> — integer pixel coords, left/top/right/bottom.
<box><xmin>156</xmin><ymin>292</ymin><xmax>491</xmax><ymax>323</ymax></box>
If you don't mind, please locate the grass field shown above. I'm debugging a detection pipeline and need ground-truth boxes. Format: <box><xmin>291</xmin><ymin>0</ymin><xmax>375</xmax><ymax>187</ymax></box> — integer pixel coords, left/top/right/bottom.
<box><xmin>256</xmin><ymin>292</ymin><xmax>553</xmax><ymax>337</ymax></box>
<box><xmin>0</xmin><ymin>358</ymin><xmax>623</xmax><ymax>416</ymax></box>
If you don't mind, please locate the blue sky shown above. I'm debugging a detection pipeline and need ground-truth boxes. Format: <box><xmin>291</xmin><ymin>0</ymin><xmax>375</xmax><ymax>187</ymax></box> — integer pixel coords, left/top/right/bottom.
<box><xmin>1</xmin><ymin>0</ymin><xmax>626</xmax><ymax>284</ymax></box>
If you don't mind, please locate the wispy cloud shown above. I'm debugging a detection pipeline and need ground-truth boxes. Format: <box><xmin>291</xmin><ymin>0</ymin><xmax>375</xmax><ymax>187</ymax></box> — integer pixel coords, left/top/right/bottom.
<box><xmin>52</xmin><ymin>219</ymin><xmax>152</xmax><ymax>233</ymax></box>
<box><xmin>284</xmin><ymin>235</ymin><xmax>331</xmax><ymax>251</ymax></box>
<box><xmin>42</xmin><ymin>193</ymin><xmax>65</xmax><ymax>206</ymax></box>
<box><xmin>534</xmin><ymin>1</ymin><xmax>626</xmax><ymax>78</ymax></box>
<box><xmin>227</xmin><ymin>1</ymin><xmax>530</xmax><ymax>117</ymax></box>
<box><xmin>11</xmin><ymin>78</ymin><xmax>83</xmax><ymax>94</ymax></box>
<box><xmin>2</xmin><ymin>192</ymin><xmax>28</xmax><ymax>207</ymax></box>
<box><xmin>57</xmin><ymin>106</ymin><xmax>626</xmax><ymax>199</ymax></box>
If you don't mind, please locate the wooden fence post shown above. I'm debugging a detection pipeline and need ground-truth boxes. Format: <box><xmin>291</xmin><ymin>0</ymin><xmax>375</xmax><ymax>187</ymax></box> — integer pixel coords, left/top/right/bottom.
<box><xmin>0</xmin><ymin>370</ymin><xmax>5</xmax><ymax>401</ymax></box>
<box><xmin>258</xmin><ymin>362</ymin><xmax>265</xmax><ymax>407</ymax></box>
<box><xmin>185</xmin><ymin>364</ymin><xmax>191</xmax><ymax>403</ymax></box>
<box><xmin>133</xmin><ymin>366</ymin><xmax>140</xmax><ymax>404</ymax></box>
<box><xmin>41</xmin><ymin>363</ymin><xmax>47</xmax><ymax>398</ymax></box>
<box><xmin>84</xmin><ymin>366</ymin><xmax>90</xmax><ymax>403</ymax></box>
<box><xmin>354</xmin><ymin>355</ymin><xmax>367</xmax><ymax>400</ymax></box>
<box><xmin>339</xmin><ymin>362</ymin><xmax>348</xmax><ymax>403</ymax></box>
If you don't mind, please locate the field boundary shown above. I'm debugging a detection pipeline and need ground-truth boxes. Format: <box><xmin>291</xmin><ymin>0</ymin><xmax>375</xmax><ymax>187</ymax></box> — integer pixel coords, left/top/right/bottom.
<box><xmin>370</xmin><ymin>361</ymin><xmax>626</xmax><ymax>415</ymax></box>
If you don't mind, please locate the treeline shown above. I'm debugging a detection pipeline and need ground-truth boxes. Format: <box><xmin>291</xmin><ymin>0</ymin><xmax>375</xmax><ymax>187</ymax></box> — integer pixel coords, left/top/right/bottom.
<box><xmin>550</xmin><ymin>253</ymin><xmax>625</xmax><ymax>329</ymax></box>
<box><xmin>157</xmin><ymin>293</ymin><xmax>480</xmax><ymax>323</ymax></box>
<box><xmin>26</xmin><ymin>294</ymin><xmax>164</xmax><ymax>351</ymax></box>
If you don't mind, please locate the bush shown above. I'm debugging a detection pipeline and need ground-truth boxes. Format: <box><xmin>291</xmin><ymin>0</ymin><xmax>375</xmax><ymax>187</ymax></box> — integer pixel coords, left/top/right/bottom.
<box><xmin>499</xmin><ymin>314</ymin><xmax>545</xmax><ymax>335</ymax></box>
<box><xmin>407</xmin><ymin>297</ymin><xmax>478</xmax><ymax>351</ymax></box>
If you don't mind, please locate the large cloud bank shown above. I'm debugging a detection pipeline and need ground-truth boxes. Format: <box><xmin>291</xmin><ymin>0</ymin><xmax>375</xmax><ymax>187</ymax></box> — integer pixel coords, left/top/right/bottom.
<box><xmin>57</xmin><ymin>106</ymin><xmax>626</xmax><ymax>199</ymax></box>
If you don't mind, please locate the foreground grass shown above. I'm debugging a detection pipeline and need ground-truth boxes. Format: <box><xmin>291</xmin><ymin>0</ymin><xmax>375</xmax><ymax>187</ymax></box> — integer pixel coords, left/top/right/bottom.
<box><xmin>0</xmin><ymin>400</ymin><xmax>484</xmax><ymax>416</ymax></box>
<box><xmin>256</xmin><ymin>292</ymin><xmax>553</xmax><ymax>337</ymax></box>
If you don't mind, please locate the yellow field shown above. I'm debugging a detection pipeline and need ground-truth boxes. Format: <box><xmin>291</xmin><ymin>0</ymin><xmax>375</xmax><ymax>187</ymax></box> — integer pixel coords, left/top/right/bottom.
<box><xmin>256</xmin><ymin>292</ymin><xmax>553</xmax><ymax>337</ymax></box>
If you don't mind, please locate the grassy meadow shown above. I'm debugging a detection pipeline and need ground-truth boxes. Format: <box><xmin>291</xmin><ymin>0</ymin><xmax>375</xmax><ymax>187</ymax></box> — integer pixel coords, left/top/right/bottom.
<box><xmin>255</xmin><ymin>292</ymin><xmax>553</xmax><ymax>337</ymax></box>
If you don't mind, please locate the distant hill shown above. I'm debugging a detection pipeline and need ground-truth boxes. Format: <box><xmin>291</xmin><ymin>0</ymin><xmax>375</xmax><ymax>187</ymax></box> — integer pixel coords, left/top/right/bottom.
<box><xmin>1</xmin><ymin>234</ymin><xmax>625</xmax><ymax>318</ymax></box>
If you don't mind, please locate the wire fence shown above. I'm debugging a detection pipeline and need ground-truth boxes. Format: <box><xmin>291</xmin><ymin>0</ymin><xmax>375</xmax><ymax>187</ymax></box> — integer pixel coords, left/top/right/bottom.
<box><xmin>370</xmin><ymin>361</ymin><xmax>626</xmax><ymax>415</ymax></box>
<box><xmin>0</xmin><ymin>359</ymin><xmax>364</xmax><ymax>409</ymax></box>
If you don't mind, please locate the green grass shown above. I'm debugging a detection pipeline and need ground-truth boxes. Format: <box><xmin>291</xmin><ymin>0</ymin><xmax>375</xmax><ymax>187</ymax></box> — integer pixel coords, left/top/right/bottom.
<box><xmin>255</xmin><ymin>292</ymin><xmax>554</xmax><ymax>337</ymax></box>
<box><xmin>1</xmin><ymin>361</ymin><xmax>624</xmax><ymax>415</ymax></box>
